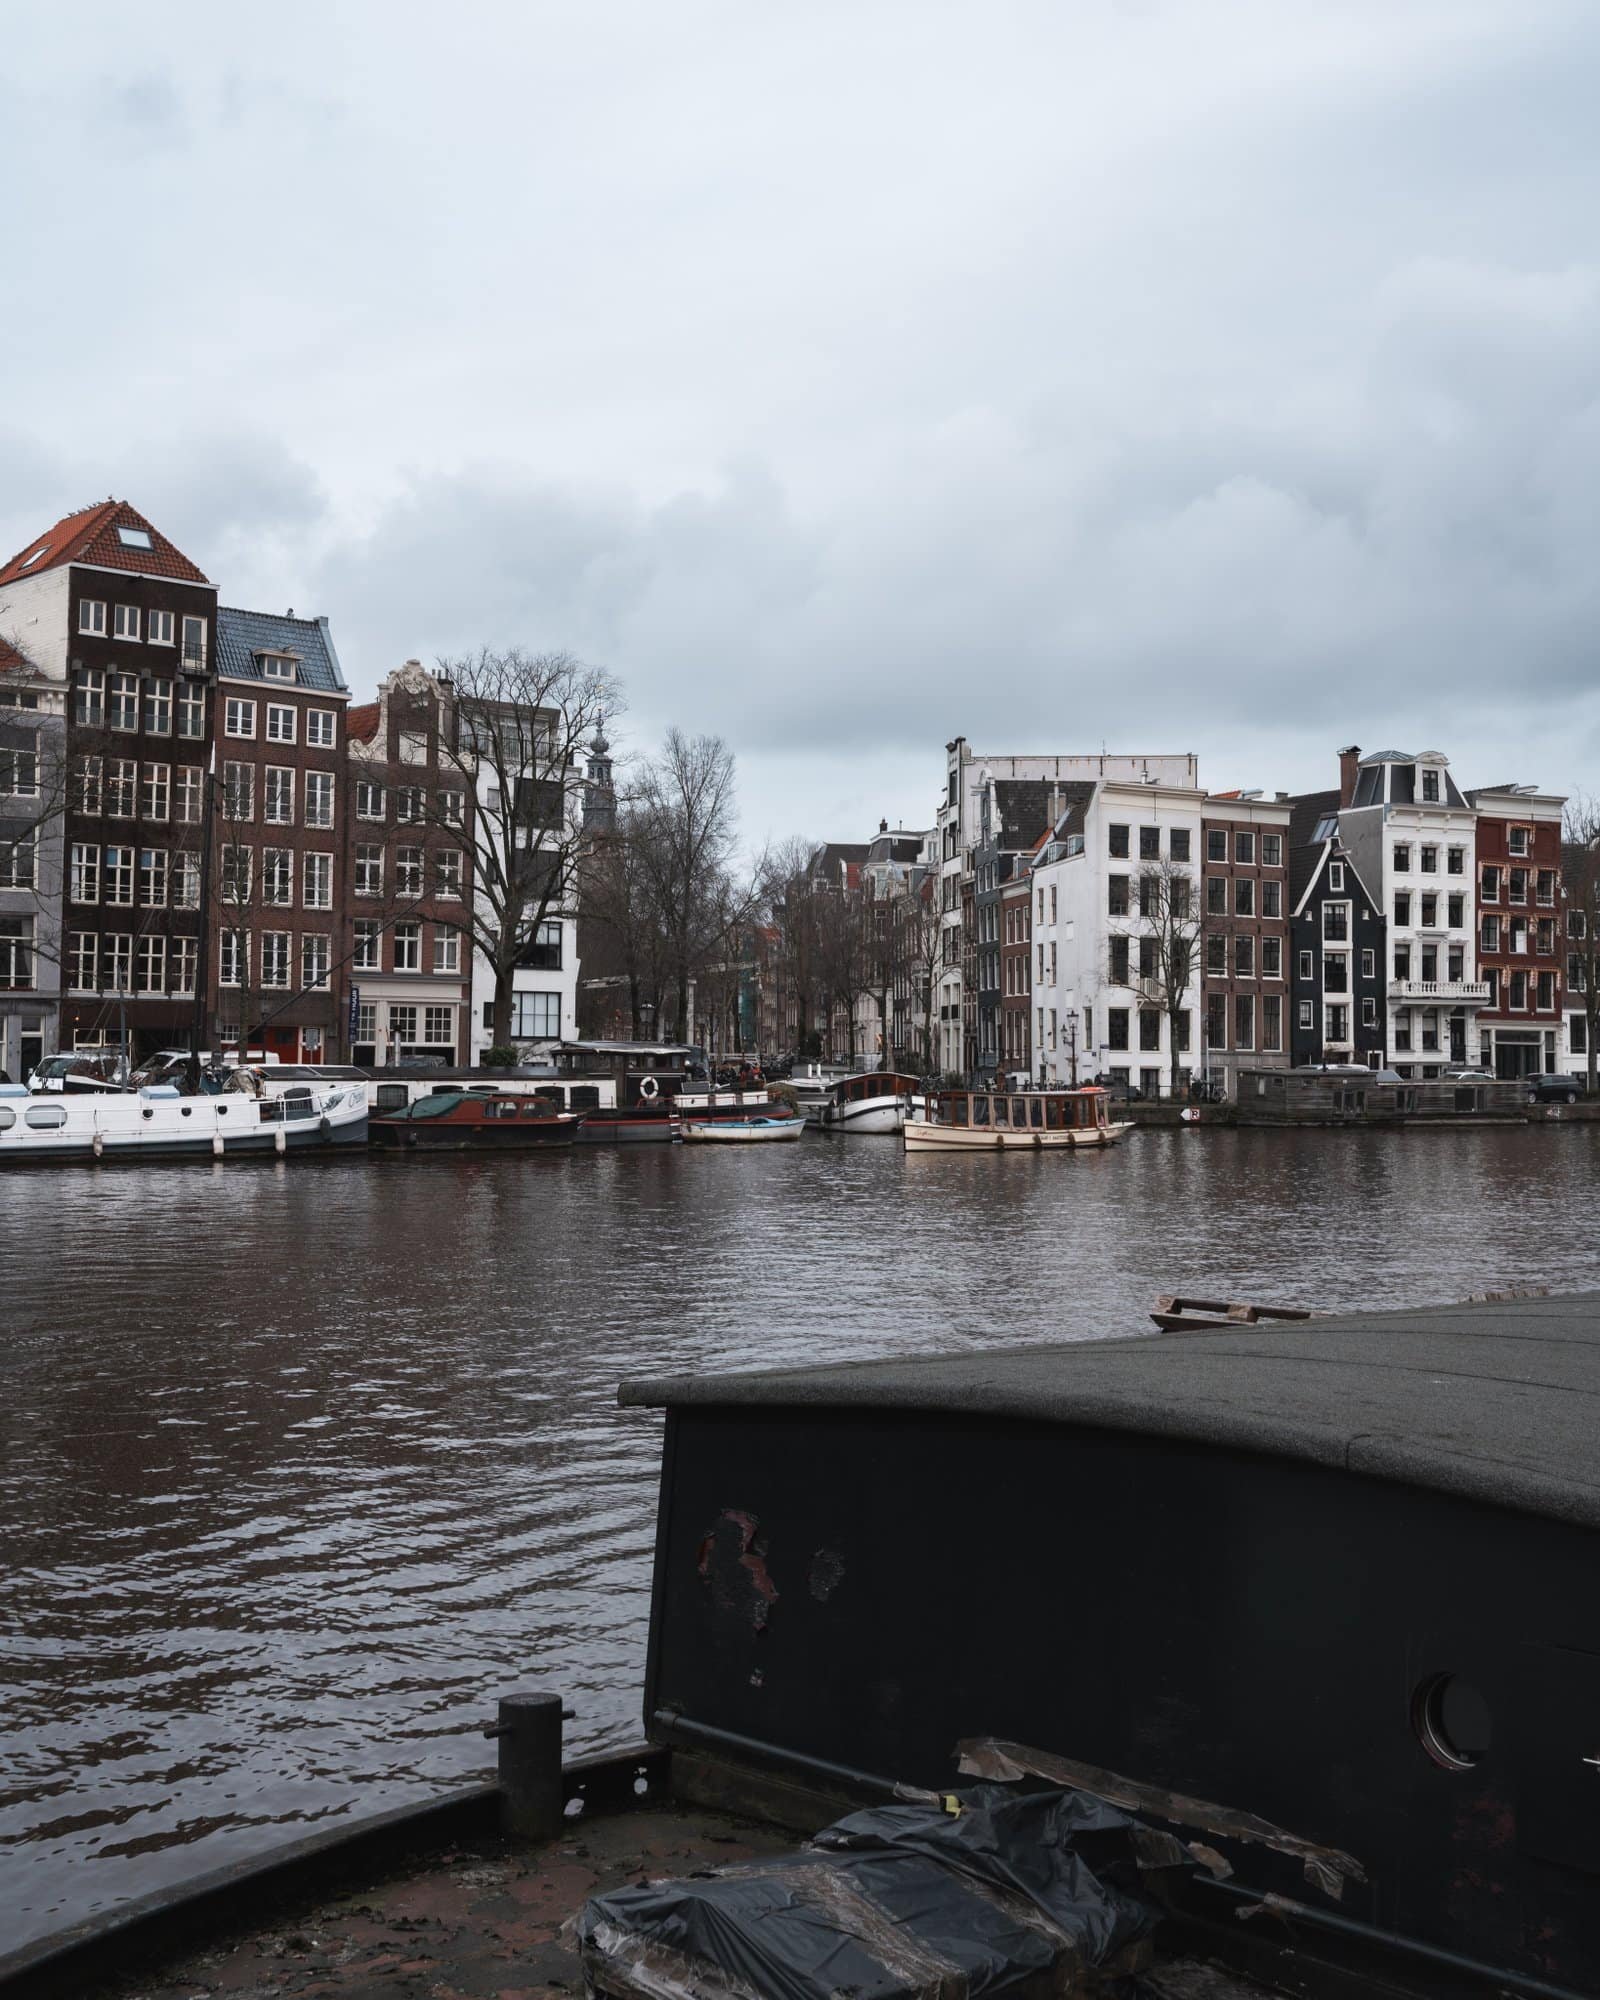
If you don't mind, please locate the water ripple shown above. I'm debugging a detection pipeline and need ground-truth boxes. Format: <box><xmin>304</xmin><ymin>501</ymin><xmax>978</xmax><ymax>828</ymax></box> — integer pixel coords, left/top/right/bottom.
<box><xmin>2</xmin><ymin>1128</ymin><xmax>1597</xmax><ymax>1947</ymax></box>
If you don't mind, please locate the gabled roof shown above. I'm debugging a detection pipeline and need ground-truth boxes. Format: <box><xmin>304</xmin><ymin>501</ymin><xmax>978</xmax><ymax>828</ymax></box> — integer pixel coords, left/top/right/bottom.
<box><xmin>346</xmin><ymin>702</ymin><xmax>381</xmax><ymax>744</ymax></box>
<box><xmin>0</xmin><ymin>499</ymin><xmax>211</xmax><ymax>588</ymax></box>
<box><xmin>216</xmin><ymin>608</ymin><xmax>349</xmax><ymax>694</ymax></box>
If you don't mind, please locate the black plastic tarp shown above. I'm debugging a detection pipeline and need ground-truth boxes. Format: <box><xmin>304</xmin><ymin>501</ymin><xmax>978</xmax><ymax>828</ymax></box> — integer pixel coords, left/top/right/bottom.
<box><xmin>574</xmin><ymin>1785</ymin><xmax>1173</xmax><ymax>2000</ymax></box>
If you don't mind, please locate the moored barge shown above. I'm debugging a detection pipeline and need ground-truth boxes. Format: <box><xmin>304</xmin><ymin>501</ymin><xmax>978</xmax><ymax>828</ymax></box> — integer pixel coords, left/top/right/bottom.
<box><xmin>9</xmin><ymin>1295</ymin><xmax>1600</xmax><ymax>2000</ymax></box>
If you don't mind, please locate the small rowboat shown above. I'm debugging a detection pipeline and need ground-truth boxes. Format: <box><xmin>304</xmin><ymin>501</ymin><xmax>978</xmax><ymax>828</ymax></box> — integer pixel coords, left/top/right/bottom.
<box><xmin>677</xmin><ymin>1111</ymin><xmax>806</xmax><ymax>1143</ymax></box>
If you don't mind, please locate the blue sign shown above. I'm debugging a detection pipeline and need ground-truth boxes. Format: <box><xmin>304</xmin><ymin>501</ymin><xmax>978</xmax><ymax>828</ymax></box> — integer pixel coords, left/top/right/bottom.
<box><xmin>348</xmin><ymin>984</ymin><xmax>361</xmax><ymax>1042</ymax></box>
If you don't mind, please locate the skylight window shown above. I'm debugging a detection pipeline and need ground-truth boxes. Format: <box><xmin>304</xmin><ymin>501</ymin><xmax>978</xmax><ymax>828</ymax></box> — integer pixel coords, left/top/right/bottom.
<box><xmin>18</xmin><ymin>545</ymin><xmax>48</xmax><ymax>568</ymax></box>
<box><xmin>116</xmin><ymin>527</ymin><xmax>153</xmax><ymax>550</ymax></box>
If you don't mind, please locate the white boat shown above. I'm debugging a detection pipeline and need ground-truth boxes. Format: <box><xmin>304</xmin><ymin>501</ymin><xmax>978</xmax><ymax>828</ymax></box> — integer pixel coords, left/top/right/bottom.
<box><xmin>677</xmin><ymin>1111</ymin><xmax>806</xmax><ymax>1143</ymax></box>
<box><xmin>0</xmin><ymin>1077</ymin><xmax>369</xmax><ymax>1163</ymax></box>
<box><xmin>788</xmin><ymin>1062</ymin><xmax>855</xmax><ymax>1122</ymax></box>
<box><xmin>812</xmin><ymin>1070</ymin><xmax>920</xmax><ymax>1135</ymax></box>
<box><xmin>903</xmin><ymin>1085</ymin><xmax>1132</xmax><ymax>1150</ymax></box>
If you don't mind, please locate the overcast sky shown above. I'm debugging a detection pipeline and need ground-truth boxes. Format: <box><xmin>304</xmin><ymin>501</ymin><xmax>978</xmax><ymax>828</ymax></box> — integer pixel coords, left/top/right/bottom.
<box><xmin>5</xmin><ymin>1</ymin><xmax>1598</xmax><ymax>846</ymax></box>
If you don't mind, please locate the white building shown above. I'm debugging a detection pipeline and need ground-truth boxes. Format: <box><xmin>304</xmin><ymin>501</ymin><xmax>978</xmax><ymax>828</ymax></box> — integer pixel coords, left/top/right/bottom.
<box><xmin>934</xmin><ymin>738</ymin><xmax>1200</xmax><ymax>1078</ymax></box>
<box><xmin>464</xmin><ymin>711</ymin><xmax>584</xmax><ymax>1062</ymax></box>
<box><xmin>1337</xmin><ymin>750</ymin><xmax>1488</xmax><ymax>1076</ymax></box>
<box><xmin>1030</xmin><ymin>776</ymin><xmax>1206</xmax><ymax>1096</ymax></box>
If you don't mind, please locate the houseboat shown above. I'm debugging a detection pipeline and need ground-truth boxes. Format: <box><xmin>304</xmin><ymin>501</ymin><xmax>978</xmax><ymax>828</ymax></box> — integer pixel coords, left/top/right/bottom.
<box><xmin>552</xmin><ymin>1041</ymin><xmax>786</xmax><ymax>1144</ymax></box>
<box><xmin>0</xmin><ymin>1075</ymin><xmax>368</xmax><ymax>1163</ymax></box>
<box><xmin>369</xmin><ymin>1089</ymin><xmax>578</xmax><ymax>1151</ymax></box>
<box><xmin>11</xmin><ymin>1293</ymin><xmax>1600</xmax><ymax>2000</ymax></box>
<box><xmin>903</xmin><ymin>1084</ymin><xmax>1131</xmax><ymax>1149</ymax></box>
<box><xmin>361</xmin><ymin>1066</ymin><xmax>613</xmax><ymax>1119</ymax></box>
<box><xmin>809</xmin><ymin>1070</ymin><xmax>920</xmax><ymax>1135</ymax></box>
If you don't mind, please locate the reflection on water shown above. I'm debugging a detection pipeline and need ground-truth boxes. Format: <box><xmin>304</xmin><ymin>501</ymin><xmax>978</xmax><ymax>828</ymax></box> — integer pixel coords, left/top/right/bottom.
<box><xmin>2</xmin><ymin>1127</ymin><xmax>1597</xmax><ymax>1946</ymax></box>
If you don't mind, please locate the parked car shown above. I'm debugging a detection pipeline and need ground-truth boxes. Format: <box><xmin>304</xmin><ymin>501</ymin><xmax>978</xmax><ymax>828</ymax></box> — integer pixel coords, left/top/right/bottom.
<box><xmin>1443</xmin><ymin>1067</ymin><xmax>1494</xmax><ymax>1083</ymax></box>
<box><xmin>1527</xmin><ymin>1073</ymin><xmax>1583</xmax><ymax>1104</ymax></box>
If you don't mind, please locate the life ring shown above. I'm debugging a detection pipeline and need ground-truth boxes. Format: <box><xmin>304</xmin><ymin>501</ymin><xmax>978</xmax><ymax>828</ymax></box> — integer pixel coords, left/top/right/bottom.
<box><xmin>638</xmin><ymin>1075</ymin><xmax>659</xmax><ymax>1102</ymax></box>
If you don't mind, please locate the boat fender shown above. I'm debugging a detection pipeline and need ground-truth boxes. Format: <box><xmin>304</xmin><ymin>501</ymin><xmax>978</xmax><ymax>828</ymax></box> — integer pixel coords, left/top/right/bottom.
<box><xmin>92</xmin><ymin>1131</ymin><xmax>104</xmax><ymax>1159</ymax></box>
<box><xmin>638</xmin><ymin>1075</ymin><xmax>659</xmax><ymax>1102</ymax></box>
<box><xmin>275</xmin><ymin>1126</ymin><xmax>287</xmax><ymax>1156</ymax></box>
<box><xmin>318</xmin><ymin>1114</ymin><xmax>332</xmax><ymax>1142</ymax></box>
<box><xmin>213</xmin><ymin>1134</ymin><xmax>225</xmax><ymax>1157</ymax></box>
<box><xmin>405</xmin><ymin>1128</ymin><xmax>418</xmax><ymax>1148</ymax></box>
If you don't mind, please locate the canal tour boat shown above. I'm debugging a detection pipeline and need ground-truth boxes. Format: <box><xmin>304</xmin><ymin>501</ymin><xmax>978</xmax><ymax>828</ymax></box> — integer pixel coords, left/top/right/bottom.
<box><xmin>0</xmin><ymin>1075</ymin><xmax>369</xmax><ymax>1163</ymax></box>
<box><xmin>809</xmin><ymin>1069</ymin><xmax>921</xmax><ymax>1135</ymax></box>
<box><xmin>677</xmin><ymin>1108</ymin><xmax>806</xmax><ymax>1143</ymax></box>
<box><xmin>368</xmin><ymin>1089</ymin><xmax>579</xmax><ymax>1151</ymax></box>
<box><xmin>903</xmin><ymin>1083</ymin><xmax>1132</xmax><ymax>1149</ymax></box>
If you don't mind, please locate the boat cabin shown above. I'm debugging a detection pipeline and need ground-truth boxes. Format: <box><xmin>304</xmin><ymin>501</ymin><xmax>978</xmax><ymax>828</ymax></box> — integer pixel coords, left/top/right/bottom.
<box><xmin>363</xmin><ymin>1067</ymin><xmax>614</xmax><ymax>1117</ymax></box>
<box><xmin>555</xmin><ymin>1041</ymin><xmax>699</xmax><ymax>1108</ymax></box>
<box><xmin>933</xmin><ymin>1085</ymin><xmax>1114</xmax><ymax>1133</ymax></box>
<box><xmin>830</xmin><ymin>1071</ymin><xmax>919</xmax><ymax>1104</ymax></box>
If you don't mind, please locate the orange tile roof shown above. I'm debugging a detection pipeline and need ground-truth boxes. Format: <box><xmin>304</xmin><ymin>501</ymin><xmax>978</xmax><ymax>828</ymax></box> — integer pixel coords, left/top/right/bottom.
<box><xmin>346</xmin><ymin>701</ymin><xmax>381</xmax><ymax>743</ymax></box>
<box><xmin>0</xmin><ymin>498</ymin><xmax>211</xmax><ymax>588</ymax></box>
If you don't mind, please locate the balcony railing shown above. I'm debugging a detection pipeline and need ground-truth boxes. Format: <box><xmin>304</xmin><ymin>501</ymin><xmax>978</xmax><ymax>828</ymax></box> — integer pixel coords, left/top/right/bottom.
<box><xmin>1388</xmin><ymin>978</ymin><xmax>1491</xmax><ymax>1003</ymax></box>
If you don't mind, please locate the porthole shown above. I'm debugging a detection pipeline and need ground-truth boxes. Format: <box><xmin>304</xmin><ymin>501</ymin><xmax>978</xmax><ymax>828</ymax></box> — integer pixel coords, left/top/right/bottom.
<box><xmin>1413</xmin><ymin>1673</ymin><xmax>1491</xmax><ymax>1770</ymax></box>
<box><xmin>0</xmin><ymin>1106</ymin><xmax>14</xmax><ymax>1129</ymax></box>
<box><xmin>24</xmin><ymin>1106</ymin><xmax>67</xmax><ymax>1129</ymax></box>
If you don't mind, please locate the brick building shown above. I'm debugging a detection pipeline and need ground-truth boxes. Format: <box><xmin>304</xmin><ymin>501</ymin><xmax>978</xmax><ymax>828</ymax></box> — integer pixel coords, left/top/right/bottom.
<box><xmin>0</xmin><ymin>499</ymin><xmax>216</xmax><ymax>1062</ymax></box>
<box><xmin>1468</xmin><ymin>783</ymin><xmax>1566</xmax><ymax>1078</ymax></box>
<box><xmin>211</xmin><ymin>609</ymin><xmax>351</xmax><ymax>1061</ymax></box>
<box><xmin>345</xmin><ymin>661</ymin><xmax>474</xmax><ymax>1065</ymax></box>
<box><xmin>1200</xmin><ymin>792</ymin><xmax>1292</xmax><ymax>1095</ymax></box>
<box><xmin>999</xmin><ymin>862</ymin><xmax>1032</xmax><ymax>1081</ymax></box>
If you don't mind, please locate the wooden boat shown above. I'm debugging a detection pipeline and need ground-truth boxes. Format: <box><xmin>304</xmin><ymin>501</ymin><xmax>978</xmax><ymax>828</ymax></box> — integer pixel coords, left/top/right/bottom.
<box><xmin>903</xmin><ymin>1084</ymin><xmax>1132</xmax><ymax>1149</ymax></box>
<box><xmin>0</xmin><ymin>1077</ymin><xmax>368</xmax><ymax>1162</ymax></box>
<box><xmin>677</xmin><ymin>1109</ymin><xmax>806</xmax><ymax>1143</ymax></box>
<box><xmin>368</xmin><ymin>1089</ymin><xmax>577</xmax><ymax>1150</ymax></box>
<box><xmin>13</xmin><ymin>1294</ymin><xmax>1600</xmax><ymax>2000</ymax></box>
<box><xmin>810</xmin><ymin>1070</ymin><xmax>919</xmax><ymax>1135</ymax></box>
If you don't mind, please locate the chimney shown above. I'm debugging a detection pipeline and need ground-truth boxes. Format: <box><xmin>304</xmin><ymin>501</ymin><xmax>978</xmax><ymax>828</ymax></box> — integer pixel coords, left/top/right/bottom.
<box><xmin>1339</xmin><ymin>744</ymin><xmax>1361</xmax><ymax>808</ymax></box>
<box><xmin>880</xmin><ymin>817</ymin><xmax>888</xmax><ymax>834</ymax></box>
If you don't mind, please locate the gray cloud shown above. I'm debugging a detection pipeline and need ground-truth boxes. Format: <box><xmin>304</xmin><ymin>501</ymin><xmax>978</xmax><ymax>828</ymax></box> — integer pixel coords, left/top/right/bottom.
<box><xmin>4</xmin><ymin>1</ymin><xmax>1599</xmax><ymax>837</ymax></box>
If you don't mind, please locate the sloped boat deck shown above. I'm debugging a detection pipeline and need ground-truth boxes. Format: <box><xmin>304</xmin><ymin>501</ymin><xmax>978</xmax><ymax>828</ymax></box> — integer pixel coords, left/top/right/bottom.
<box><xmin>80</xmin><ymin>1800</ymin><xmax>1274</xmax><ymax>2000</ymax></box>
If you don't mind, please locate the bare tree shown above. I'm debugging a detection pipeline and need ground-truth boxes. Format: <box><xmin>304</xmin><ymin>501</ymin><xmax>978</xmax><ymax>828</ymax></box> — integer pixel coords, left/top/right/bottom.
<box><xmin>1564</xmin><ymin>795</ymin><xmax>1600</xmax><ymax>1095</ymax></box>
<box><xmin>577</xmin><ymin>797</ymin><xmax>668</xmax><ymax>1039</ymax></box>
<box><xmin>812</xmin><ymin>874</ymin><xmax>878</xmax><ymax>1063</ymax></box>
<box><xmin>1113</xmin><ymin>855</ymin><xmax>1201</xmax><ymax>1095</ymax></box>
<box><xmin>760</xmin><ymin>837</ymin><xmax>824</xmax><ymax>1057</ymax></box>
<box><xmin>430</xmin><ymin>648</ymin><xmax>623</xmax><ymax>1049</ymax></box>
<box><xmin>631</xmin><ymin>730</ymin><xmax>756</xmax><ymax>1040</ymax></box>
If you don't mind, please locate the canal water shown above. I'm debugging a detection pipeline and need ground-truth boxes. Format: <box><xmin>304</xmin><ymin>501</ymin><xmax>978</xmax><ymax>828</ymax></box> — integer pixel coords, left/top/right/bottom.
<box><xmin>3</xmin><ymin>1124</ymin><xmax>1597</xmax><ymax>1948</ymax></box>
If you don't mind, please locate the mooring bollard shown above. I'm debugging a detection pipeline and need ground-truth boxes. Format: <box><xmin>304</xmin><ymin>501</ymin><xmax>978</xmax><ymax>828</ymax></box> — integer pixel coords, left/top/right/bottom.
<box><xmin>484</xmin><ymin>1689</ymin><xmax>568</xmax><ymax>1840</ymax></box>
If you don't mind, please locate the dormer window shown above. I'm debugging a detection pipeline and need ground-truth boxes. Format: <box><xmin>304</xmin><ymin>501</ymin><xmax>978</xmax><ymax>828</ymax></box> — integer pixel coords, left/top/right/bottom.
<box><xmin>257</xmin><ymin>653</ymin><xmax>299</xmax><ymax>682</ymax></box>
<box><xmin>1421</xmin><ymin>768</ymin><xmax>1440</xmax><ymax>802</ymax></box>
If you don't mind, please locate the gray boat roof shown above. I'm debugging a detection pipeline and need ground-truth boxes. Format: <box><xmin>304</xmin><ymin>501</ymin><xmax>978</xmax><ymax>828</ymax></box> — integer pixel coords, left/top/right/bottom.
<box><xmin>620</xmin><ymin>1293</ymin><xmax>1600</xmax><ymax>1530</ymax></box>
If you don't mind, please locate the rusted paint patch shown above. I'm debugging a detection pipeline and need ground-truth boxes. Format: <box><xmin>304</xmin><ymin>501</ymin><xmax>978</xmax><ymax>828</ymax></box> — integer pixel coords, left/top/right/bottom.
<box><xmin>956</xmin><ymin>1735</ymin><xmax>1365</xmax><ymax>1902</ymax></box>
<box><xmin>697</xmin><ymin>1508</ymin><xmax>778</xmax><ymax>1630</ymax></box>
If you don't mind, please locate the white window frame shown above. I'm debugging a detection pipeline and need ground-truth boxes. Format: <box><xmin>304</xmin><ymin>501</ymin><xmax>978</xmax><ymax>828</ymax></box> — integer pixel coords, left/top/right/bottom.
<box><xmin>306</xmin><ymin>708</ymin><xmax>336</xmax><ymax>748</ymax></box>
<box><xmin>113</xmin><ymin>604</ymin><xmax>141</xmax><ymax>642</ymax></box>
<box><xmin>79</xmin><ymin>598</ymin><xmax>107</xmax><ymax>636</ymax></box>
<box><xmin>225</xmin><ymin>697</ymin><xmax>257</xmax><ymax>740</ymax></box>
<box><xmin>266</xmin><ymin>703</ymin><xmax>297</xmax><ymax>744</ymax></box>
<box><xmin>303</xmin><ymin>771</ymin><xmax>334</xmax><ymax>829</ymax></box>
<box><xmin>148</xmin><ymin>609</ymin><xmax>175</xmax><ymax>646</ymax></box>
<box><xmin>302</xmin><ymin>851</ymin><xmax>333</xmax><ymax>910</ymax></box>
